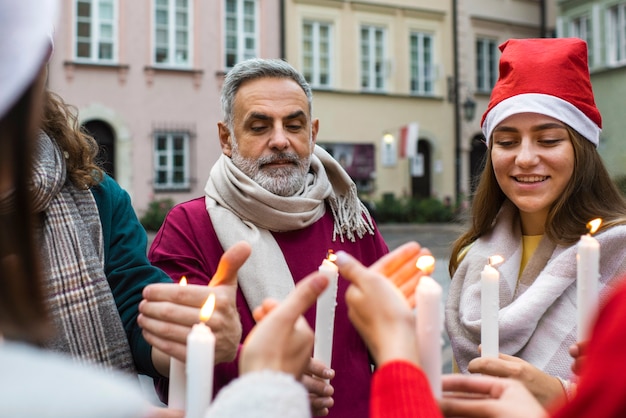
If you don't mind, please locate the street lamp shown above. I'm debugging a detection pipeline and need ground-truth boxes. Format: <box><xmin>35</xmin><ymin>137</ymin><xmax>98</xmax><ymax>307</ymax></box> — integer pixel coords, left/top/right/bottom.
<box><xmin>463</xmin><ymin>97</ymin><xmax>477</xmax><ymax>122</ymax></box>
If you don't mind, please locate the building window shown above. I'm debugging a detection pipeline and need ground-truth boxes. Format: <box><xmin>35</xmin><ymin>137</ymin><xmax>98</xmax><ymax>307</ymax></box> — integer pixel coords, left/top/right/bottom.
<box><xmin>360</xmin><ymin>25</ymin><xmax>386</xmax><ymax>92</ymax></box>
<box><xmin>302</xmin><ymin>21</ymin><xmax>332</xmax><ymax>88</ymax></box>
<box><xmin>75</xmin><ymin>0</ymin><xmax>116</xmax><ymax>62</ymax></box>
<box><xmin>570</xmin><ymin>14</ymin><xmax>593</xmax><ymax>65</ymax></box>
<box><xmin>225</xmin><ymin>0</ymin><xmax>257</xmax><ymax>69</ymax></box>
<box><xmin>410</xmin><ymin>32</ymin><xmax>435</xmax><ymax>95</ymax></box>
<box><xmin>154</xmin><ymin>132</ymin><xmax>190</xmax><ymax>190</ymax></box>
<box><xmin>154</xmin><ymin>0</ymin><xmax>192</xmax><ymax>67</ymax></box>
<box><xmin>476</xmin><ymin>38</ymin><xmax>498</xmax><ymax>93</ymax></box>
<box><xmin>607</xmin><ymin>3</ymin><xmax>626</xmax><ymax>66</ymax></box>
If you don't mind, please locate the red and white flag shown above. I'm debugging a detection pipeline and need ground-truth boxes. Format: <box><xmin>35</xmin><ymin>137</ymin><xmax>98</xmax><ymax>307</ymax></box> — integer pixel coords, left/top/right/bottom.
<box><xmin>399</xmin><ymin>122</ymin><xmax>419</xmax><ymax>158</ymax></box>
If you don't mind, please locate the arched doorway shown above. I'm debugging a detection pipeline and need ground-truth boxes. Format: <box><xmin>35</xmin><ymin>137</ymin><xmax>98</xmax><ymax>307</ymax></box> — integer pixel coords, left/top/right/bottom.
<box><xmin>411</xmin><ymin>139</ymin><xmax>431</xmax><ymax>198</ymax></box>
<box><xmin>469</xmin><ymin>133</ymin><xmax>487</xmax><ymax>195</ymax></box>
<box><xmin>83</xmin><ymin>120</ymin><xmax>115</xmax><ymax>178</ymax></box>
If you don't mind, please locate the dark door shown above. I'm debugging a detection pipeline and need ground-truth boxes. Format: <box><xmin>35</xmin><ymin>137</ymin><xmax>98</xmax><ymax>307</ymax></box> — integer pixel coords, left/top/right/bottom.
<box><xmin>83</xmin><ymin>120</ymin><xmax>115</xmax><ymax>178</ymax></box>
<box><xmin>411</xmin><ymin>139</ymin><xmax>431</xmax><ymax>198</ymax></box>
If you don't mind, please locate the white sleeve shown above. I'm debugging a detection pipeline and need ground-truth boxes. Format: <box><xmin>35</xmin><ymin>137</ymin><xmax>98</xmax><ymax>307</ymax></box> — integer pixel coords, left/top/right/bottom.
<box><xmin>205</xmin><ymin>370</ymin><xmax>311</xmax><ymax>418</ymax></box>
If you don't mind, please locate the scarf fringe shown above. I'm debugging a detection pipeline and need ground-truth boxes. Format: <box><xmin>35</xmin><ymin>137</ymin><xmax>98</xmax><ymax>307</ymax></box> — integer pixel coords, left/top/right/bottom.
<box><xmin>328</xmin><ymin>183</ymin><xmax>375</xmax><ymax>243</ymax></box>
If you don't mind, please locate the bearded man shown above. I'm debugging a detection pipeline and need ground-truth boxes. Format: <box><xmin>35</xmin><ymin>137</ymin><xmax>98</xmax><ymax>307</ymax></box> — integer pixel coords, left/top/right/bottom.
<box><xmin>145</xmin><ymin>58</ymin><xmax>389</xmax><ymax>418</ymax></box>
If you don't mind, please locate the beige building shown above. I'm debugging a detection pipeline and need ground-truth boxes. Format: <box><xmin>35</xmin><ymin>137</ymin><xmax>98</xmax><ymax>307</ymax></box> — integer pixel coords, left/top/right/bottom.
<box><xmin>284</xmin><ymin>0</ymin><xmax>457</xmax><ymax>204</ymax></box>
<box><xmin>456</xmin><ymin>0</ymin><xmax>557</xmax><ymax>198</ymax></box>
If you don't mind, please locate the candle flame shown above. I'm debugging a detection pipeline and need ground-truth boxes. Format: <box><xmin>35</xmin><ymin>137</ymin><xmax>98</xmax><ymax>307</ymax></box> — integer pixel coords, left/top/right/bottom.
<box><xmin>489</xmin><ymin>255</ymin><xmax>504</xmax><ymax>267</ymax></box>
<box><xmin>587</xmin><ymin>218</ymin><xmax>602</xmax><ymax>235</ymax></box>
<box><xmin>199</xmin><ymin>293</ymin><xmax>216</xmax><ymax>323</ymax></box>
<box><xmin>179</xmin><ymin>276</ymin><xmax>188</xmax><ymax>286</ymax></box>
<box><xmin>415</xmin><ymin>255</ymin><xmax>435</xmax><ymax>274</ymax></box>
<box><xmin>326</xmin><ymin>249</ymin><xmax>337</xmax><ymax>263</ymax></box>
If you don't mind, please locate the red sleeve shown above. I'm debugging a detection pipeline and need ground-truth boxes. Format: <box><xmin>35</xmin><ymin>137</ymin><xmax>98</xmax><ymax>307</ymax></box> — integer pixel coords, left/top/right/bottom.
<box><xmin>148</xmin><ymin>198</ymin><xmax>223</xmax><ymax>285</ymax></box>
<box><xmin>551</xmin><ymin>276</ymin><xmax>626</xmax><ymax>418</ymax></box>
<box><xmin>371</xmin><ymin>360</ymin><xmax>443</xmax><ymax>418</ymax></box>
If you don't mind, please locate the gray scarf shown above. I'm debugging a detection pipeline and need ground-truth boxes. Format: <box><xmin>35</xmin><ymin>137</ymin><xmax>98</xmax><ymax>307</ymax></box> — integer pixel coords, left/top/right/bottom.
<box><xmin>33</xmin><ymin>132</ymin><xmax>135</xmax><ymax>373</ymax></box>
<box><xmin>204</xmin><ymin>145</ymin><xmax>374</xmax><ymax>309</ymax></box>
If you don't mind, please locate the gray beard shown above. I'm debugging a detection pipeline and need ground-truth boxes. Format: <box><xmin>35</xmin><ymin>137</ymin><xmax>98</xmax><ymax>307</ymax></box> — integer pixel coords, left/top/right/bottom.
<box><xmin>230</xmin><ymin>144</ymin><xmax>311</xmax><ymax>197</ymax></box>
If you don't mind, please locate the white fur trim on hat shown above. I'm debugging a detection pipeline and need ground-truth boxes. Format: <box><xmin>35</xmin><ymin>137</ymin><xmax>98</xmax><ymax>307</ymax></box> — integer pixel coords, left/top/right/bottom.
<box><xmin>482</xmin><ymin>93</ymin><xmax>601</xmax><ymax>147</ymax></box>
<box><xmin>0</xmin><ymin>0</ymin><xmax>59</xmax><ymax>119</ymax></box>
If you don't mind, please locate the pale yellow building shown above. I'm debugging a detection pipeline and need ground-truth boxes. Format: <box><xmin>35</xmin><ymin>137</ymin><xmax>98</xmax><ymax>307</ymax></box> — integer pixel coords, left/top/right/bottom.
<box><xmin>284</xmin><ymin>0</ymin><xmax>457</xmax><ymax>205</ymax></box>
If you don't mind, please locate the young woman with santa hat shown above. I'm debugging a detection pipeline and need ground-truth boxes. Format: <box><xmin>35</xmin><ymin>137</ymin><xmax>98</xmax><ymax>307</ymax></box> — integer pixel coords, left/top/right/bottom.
<box><xmin>445</xmin><ymin>37</ymin><xmax>626</xmax><ymax>408</ymax></box>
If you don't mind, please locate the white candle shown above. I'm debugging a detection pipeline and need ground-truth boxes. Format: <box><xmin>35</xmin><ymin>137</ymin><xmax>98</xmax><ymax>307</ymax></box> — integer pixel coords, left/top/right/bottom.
<box><xmin>313</xmin><ymin>251</ymin><xmax>339</xmax><ymax>376</ymax></box>
<box><xmin>185</xmin><ymin>294</ymin><xmax>216</xmax><ymax>418</ymax></box>
<box><xmin>577</xmin><ymin>219</ymin><xmax>601</xmax><ymax>341</ymax></box>
<box><xmin>416</xmin><ymin>275</ymin><xmax>443</xmax><ymax>398</ymax></box>
<box><xmin>481</xmin><ymin>256</ymin><xmax>501</xmax><ymax>358</ymax></box>
<box><xmin>169</xmin><ymin>277</ymin><xmax>188</xmax><ymax>410</ymax></box>
<box><xmin>169</xmin><ymin>357</ymin><xmax>186</xmax><ymax>409</ymax></box>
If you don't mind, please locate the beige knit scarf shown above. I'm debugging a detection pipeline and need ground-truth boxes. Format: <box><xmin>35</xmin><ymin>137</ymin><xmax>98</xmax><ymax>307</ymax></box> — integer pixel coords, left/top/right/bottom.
<box><xmin>204</xmin><ymin>145</ymin><xmax>374</xmax><ymax>309</ymax></box>
<box><xmin>33</xmin><ymin>132</ymin><xmax>135</xmax><ymax>373</ymax></box>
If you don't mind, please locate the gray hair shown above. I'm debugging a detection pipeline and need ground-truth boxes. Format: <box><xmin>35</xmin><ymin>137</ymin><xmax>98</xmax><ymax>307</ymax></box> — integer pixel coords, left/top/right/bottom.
<box><xmin>220</xmin><ymin>58</ymin><xmax>313</xmax><ymax>130</ymax></box>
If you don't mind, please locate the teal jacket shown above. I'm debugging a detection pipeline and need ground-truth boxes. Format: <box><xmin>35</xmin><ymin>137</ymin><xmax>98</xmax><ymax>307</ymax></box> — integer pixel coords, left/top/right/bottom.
<box><xmin>92</xmin><ymin>174</ymin><xmax>172</xmax><ymax>377</ymax></box>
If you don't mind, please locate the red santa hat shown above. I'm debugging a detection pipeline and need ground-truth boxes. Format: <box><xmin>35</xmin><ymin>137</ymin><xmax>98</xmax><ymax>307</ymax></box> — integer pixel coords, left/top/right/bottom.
<box><xmin>481</xmin><ymin>38</ymin><xmax>602</xmax><ymax>147</ymax></box>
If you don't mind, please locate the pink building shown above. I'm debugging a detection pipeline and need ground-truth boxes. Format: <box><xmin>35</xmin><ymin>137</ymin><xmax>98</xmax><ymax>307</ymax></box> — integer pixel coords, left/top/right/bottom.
<box><xmin>48</xmin><ymin>0</ymin><xmax>282</xmax><ymax>215</ymax></box>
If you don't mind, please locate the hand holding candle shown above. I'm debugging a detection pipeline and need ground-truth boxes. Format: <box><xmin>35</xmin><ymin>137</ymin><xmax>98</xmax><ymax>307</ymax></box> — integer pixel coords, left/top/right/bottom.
<box><xmin>314</xmin><ymin>250</ymin><xmax>339</xmax><ymax>375</ymax></box>
<box><xmin>415</xmin><ymin>255</ymin><xmax>442</xmax><ymax>398</ymax></box>
<box><xmin>577</xmin><ymin>218</ymin><xmax>601</xmax><ymax>342</ymax></box>
<box><xmin>186</xmin><ymin>293</ymin><xmax>216</xmax><ymax>418</ymax></box>
<box><xmin>481</xmin><ymin>255</ymin><xmax>503</xmax><ymax>358</ymax></box>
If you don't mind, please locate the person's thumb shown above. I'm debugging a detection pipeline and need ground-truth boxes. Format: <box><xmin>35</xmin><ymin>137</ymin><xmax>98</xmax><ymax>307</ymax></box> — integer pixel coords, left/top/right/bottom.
<box><xmin>209</xmin><ymin>241</ymin><xmax>251</xmax><ymax>288</ymax></box>
<box><xmin>334</xmin><ymin>250</ymin><xmax>370</xmax><ymax>287</ymax></box>
<box><xmin>275</xmin><ymin>272</ymin><xmax>329</xmax><ymax>323</ymax></box>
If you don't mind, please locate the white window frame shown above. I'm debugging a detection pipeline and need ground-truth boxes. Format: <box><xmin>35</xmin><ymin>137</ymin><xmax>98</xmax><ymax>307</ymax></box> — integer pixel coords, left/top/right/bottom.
<box><xmin>74</xmin><ymin>0</ymin><xmax>117</xmax><ymax>62</ymax></box>
<box><xmin>570</xmin><ymin>14</ymin><xmax>593</xmax><ymax>66</ymax></box>
<box><xmin>153</xmin><ymin>131</ymin><xmax>190</xmax><ymax>190</ymax></box>
<box><xmin>409</xmin><ymin>31</ymin><xmax>435</xmax><ymax>95</ymax></box>
<box><xmin>224</xmin><ymin>0</ymin><xmax>258</xmax><ymax>69</ymax></box>
<box><xmin>607</xmin><ymin>3</ymin><xmax>626</xmax><ymax>66</ymax></box>
<box><xmin>153</xmin><ymin>0</ymin><xmax>193</xmax><ymax>68</ymax></box>
<box><xmin>360</xmin><ymin>25</ymin><xmax>387</xmax><ymax>92</ymax></box>
<box><xmin>476</xmin><ymin>38</ymin><xmax>498</xmax><ymax>93</ymax></box>
<box><xmin>302</xmin><ymin>20</ymin><xmax>333</xmax><ymax>88</ymax></box>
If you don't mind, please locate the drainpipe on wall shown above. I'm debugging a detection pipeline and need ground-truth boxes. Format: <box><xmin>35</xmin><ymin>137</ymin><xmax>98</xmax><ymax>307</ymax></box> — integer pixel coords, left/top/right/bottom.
<box><xmin>280</xmin><ymin>0</ymin><xmax>286</xmax><ymax>59</ymax></box>
<box><xmin>452</xmin><ymin>0</ymin><xmax>461</xmax><ymax>207</ymax></box>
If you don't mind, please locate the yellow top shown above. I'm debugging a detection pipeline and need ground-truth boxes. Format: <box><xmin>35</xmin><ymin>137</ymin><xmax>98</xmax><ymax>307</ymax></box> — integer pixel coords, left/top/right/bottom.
<box><xmin>520</xmin><ymin>235</ymin><xmax>542</xmax><ymax>276</ymax></box>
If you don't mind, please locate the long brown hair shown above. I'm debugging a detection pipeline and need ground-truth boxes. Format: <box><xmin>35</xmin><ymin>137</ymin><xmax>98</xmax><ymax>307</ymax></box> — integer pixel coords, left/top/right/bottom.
<box><xmin>449</xmin><ymin>127</ymin><xmax>626</xmax><ymax>276</ymax></box>
<box><xmin>0</xmin><ymin>74</ymin><xmax>51</xmax><ymax>344</ymax></box>
<box><xmin>41</xmin><ymin>90</ymin><xmax>103</xmax><ymax>188</ymax></box>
